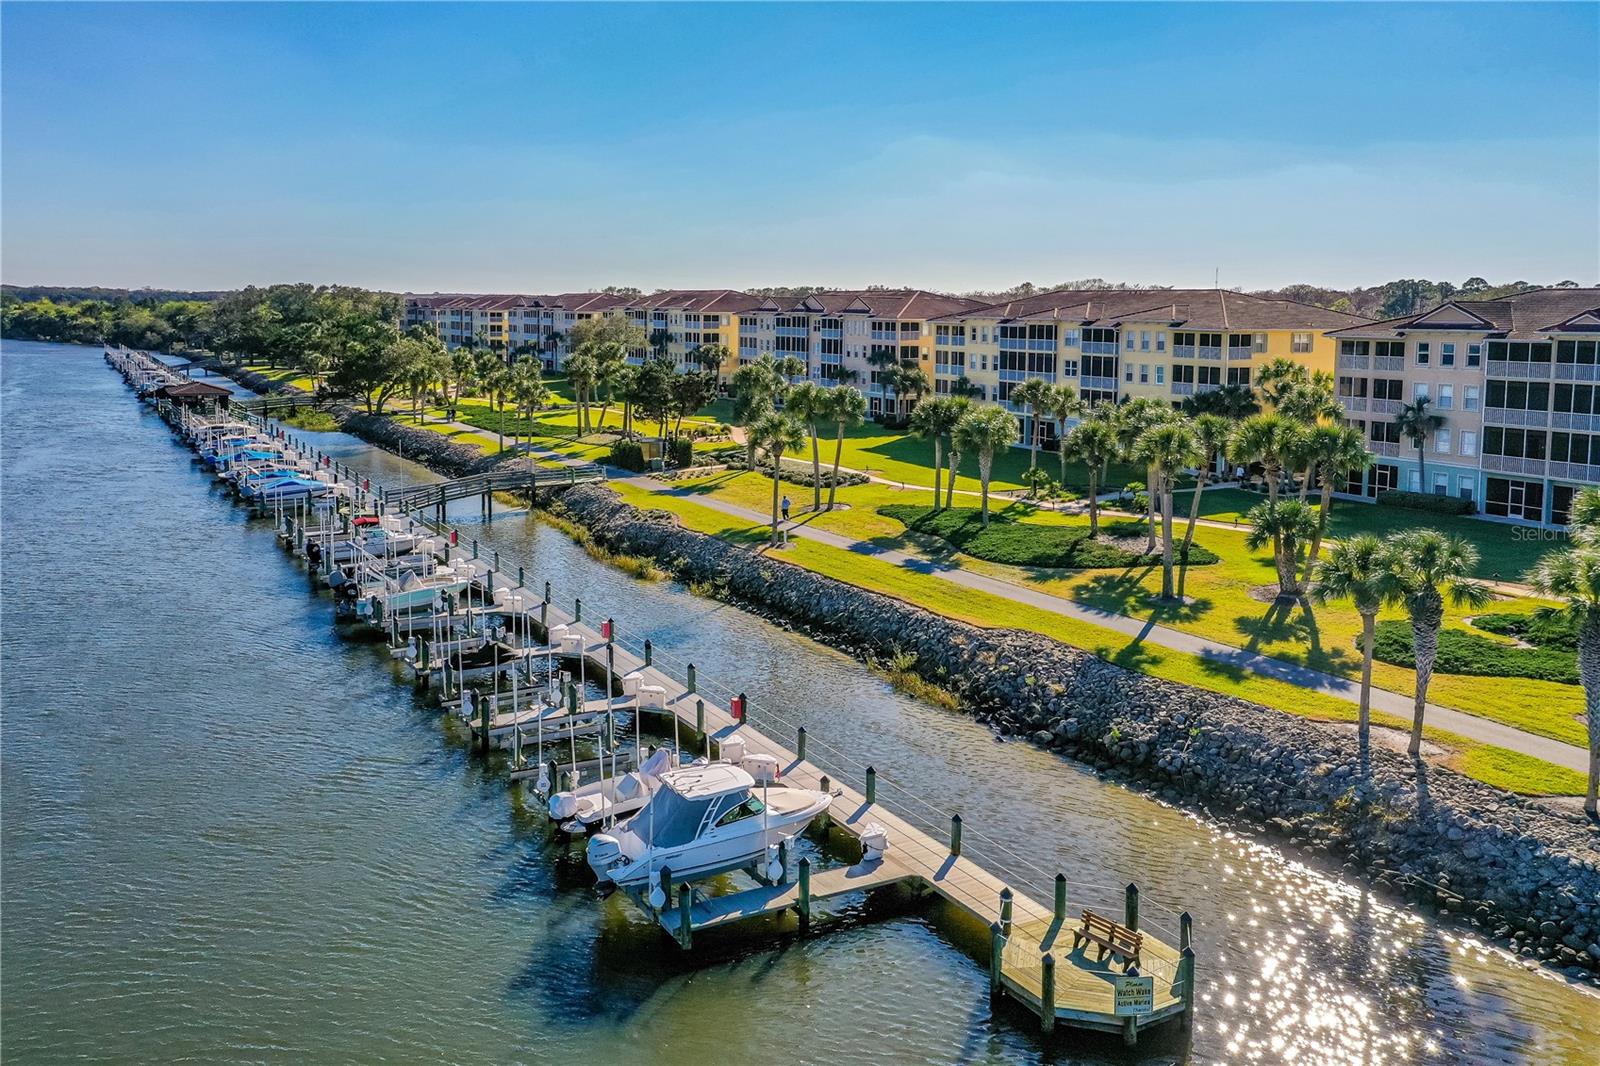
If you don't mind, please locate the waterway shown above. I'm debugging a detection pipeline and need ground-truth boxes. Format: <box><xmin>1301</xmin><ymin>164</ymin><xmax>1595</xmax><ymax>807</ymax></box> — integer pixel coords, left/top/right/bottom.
<box><xmin>3</xmin><ymin>339</ymin><xmax>1597</xmax><ymax>1064</ymax></box>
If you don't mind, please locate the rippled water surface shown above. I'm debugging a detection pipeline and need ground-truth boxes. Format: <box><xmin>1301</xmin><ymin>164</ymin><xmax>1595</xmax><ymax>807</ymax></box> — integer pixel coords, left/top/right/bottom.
<box><xmin>4</xmin><ymin>340</ymin><xmax>1597</xmax><ymax>1064</ymax></box>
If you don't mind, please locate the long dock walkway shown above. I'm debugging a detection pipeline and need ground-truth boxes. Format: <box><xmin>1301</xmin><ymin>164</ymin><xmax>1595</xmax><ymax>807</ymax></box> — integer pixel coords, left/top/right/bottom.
<box><xmin>107</xmin><ymin>345</ymin><xmax>1196</xmax><ymax>1042</ymax></box>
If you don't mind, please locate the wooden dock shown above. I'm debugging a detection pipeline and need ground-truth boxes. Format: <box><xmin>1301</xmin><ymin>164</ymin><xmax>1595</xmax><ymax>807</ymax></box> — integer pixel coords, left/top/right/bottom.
<box><xmin>108</xmin><ymin>345</ymin><xmax>1197</xmax><ymax>1043</ymax></box>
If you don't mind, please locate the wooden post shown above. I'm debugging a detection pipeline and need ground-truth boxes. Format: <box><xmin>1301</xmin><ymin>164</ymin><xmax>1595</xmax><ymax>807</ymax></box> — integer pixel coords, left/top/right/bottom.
<box><xmin>543</xmin><ymin>581</ymin><xmax>551</xmax><ymax>604</ymax></box>
<box><xmin>1054</xmin><ymin>874</ymin><xmax>1067</xmax><ymax>925</ymax></box>
<box><xmin>1124</xmin><ymin>883</ymin><xmax>1139</xmax><ymax>932</ymax></box>
<box><xmin>479</xmin><ymin>690</ymin><xmax>492</xmax><ymax>753</ymax></box>
<box><xmin>1122</xmin><ymin>964</ymin><xmax>1139</xmax><ymax>1047</ymax></box>
<box><xmin>518</xmin><ymin>565</ymin><xmax>525</xmax><ymax>589</ymax></box>
<box><xmin>797</xmin><ymin>726</ymin><xmax>807</xmax><ymax>761</ymax></box>
<box><xmin>865</xmin><ymin>766</ymin><xmax>876</xmax><ymax>805</ymax></box>
<box><xmin>677</xmin><ymin>884</ymin><xmax>693</xmax><ymax>948</ymax></box>
<box><xmin>472</xmin><ymin>539</ymin><xmax>479</xmax><ymax>560</ymax></box>
<box><xmin>989</xmin><ymin>921</ymin><xmax>1005</xmax><ymax>1000</ymax></box>
<box><xmin>797</xmin><ymin>857</ymin><xmax>812</xmax><ymax>933</ymax></box>
<box><xmin>643</xmin><ymin>639</ymin><xmax>652</xmax><ymax>666</ymax></box>
<box><xmin>1180</xmin><ymin>910</ymin><xmax>1192</xmax><ymax>951</ymax></box>
<box><xmin>1179</xmin><ymin>946</ymin><xmax>1196</xmax><ymax>1029</ymax></box>
<box><xmin>657</xmin><ymin>867</ymin><xmax>673</xmax><ymax>915</ymax></box>
<box><xmin>695</xmin><ymin>699</ymin><xmax>705</xmax><ymax>737</ymax></box>
<box><xmin>949</xmin><ymin>813</ymin><xmax>962</xmax><ymax>857</ymax></box>
<box><xmin>686</xmin><ymin>663</ymin><xmax>696</xmax><ymax>693</ymax></box>
<box><xmin>1040</xmin><ymin>953</ymin><xmax>1056</xmax><ymax>1034</ymax></box>
<box><xmin>999</xmin><ymin>888</ymin><xmax>1014</xmax><ymax>936</ymax></box>
<box><xmin>574</xmin><ymin>598</ymin><xmax>582</xmax><ymax>623</ymax></box>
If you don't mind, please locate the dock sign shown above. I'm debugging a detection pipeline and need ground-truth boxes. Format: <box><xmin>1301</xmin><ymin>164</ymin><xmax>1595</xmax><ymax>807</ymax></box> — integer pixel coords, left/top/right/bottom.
<box><xmin>1113</xmin><ymin>975</ymin><xmax>1154</xmax><ymax>1016</ymax></box>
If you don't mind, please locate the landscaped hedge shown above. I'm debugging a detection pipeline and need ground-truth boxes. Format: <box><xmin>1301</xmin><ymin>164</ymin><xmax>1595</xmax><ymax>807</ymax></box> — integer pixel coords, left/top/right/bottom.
<box><xmin>607</xmin><ymin>440</ymin><xmax>646</xmax><ymax>472</ymax></box>
<box><xmin>1376</xmin><ymin>490</ymin><xmax>1476</xmax><ymax>516</ymax></box>
<box><xmin>877</xmin><ymin>505</ymin><xmax>1219</xmax><ymax>569</ymax></box>
<box><xmin>1372</xmin><ymin>620</ymin><xmax>1577</xmax><ymax>684</ymax></box>
<box><xmin>1471</xmin><ymin>610</ymin><xmax>1579</xmax><ymax>651</ymax></box>
<box><xmin>667</xmin><ymin>437</ymin><xmax>694</xmax><ymax>470</ymax></box>
<box><xmin>722</xmin><ymin>454</ymin><xmax>868</xmax><ymax>488</ymax></box>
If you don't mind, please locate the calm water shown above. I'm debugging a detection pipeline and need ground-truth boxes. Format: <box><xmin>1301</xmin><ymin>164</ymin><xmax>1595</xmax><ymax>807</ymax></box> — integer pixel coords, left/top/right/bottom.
<box><xmin>4</xmin><ymin>339</ymin><xmax>1597</xmax><ymax>1064</ymax></box>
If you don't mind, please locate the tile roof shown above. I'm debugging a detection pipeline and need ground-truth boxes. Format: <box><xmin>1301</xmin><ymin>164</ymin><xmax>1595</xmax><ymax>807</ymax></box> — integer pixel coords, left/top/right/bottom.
<box><xmin>1327</xmin><ymin>287</ymin><xmax>1600</xmax><ymax>339</ymax></box>
<box><xmin>622</xmin><ymin>289</ymin><xmax>769</xmax><ymax>314</ymax></box>
<box><xmin>931</xmin><ymin>288</ymin><xmax>1370</xmax><ymax>331</ymax></box>
<box><xmin>778</xmin><ymin>289</ymin><xmax>989</xmax><ymax>320</ymax></box>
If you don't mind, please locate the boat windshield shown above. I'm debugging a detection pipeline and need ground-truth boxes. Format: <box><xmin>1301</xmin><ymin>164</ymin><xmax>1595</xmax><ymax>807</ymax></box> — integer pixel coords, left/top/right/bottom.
<box><xmin>713</xmin><ymin>795</ymin><xmax>766</xmax><ymax>828</ymax></box>
<box><xmin>631</xmin><ymin>787</ymin><xmax>718</xmax><ymax>848</ymax></box>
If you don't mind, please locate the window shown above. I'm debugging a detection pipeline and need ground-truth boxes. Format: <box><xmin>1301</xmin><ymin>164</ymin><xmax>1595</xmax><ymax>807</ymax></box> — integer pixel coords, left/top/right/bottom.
<box><xmin>1555</xmin><ymin>384</ymin><xmax>1599</xmax><ymax>415</ymax></box>
<box><xmin>1126</xmin><ymin>333</ymin><xmax>1135</xmax><ymax>351</ymax></box>
<box><xmin>1254</xmin><ymin>333</ymin><xmax>1268</xmax><ymax>353</ymax></box>
<box><xmin>1485</xmin><ymin>477</ymin><xmax>1545</xmax><ymax>521</ymax></box>
<box><xmin>1551</xmin><ymin>432</ymin><xmax>1600</xmax><ymax>467</ymax></box>
<box><xmin>1156</xmin><ymin>333</ymin><xmax>1166</xmax><ymax>352</ymax></box>
<box><xmin>1373</xmin><ymin>378</ymin><xmax>1404</xmax><ymax>401</ymax></box>
<box><xmin>714</xmin><ymin>795</ymin><xmax>767</xmax><ymax>828</ymax></box>
<box><xmin>1483</xmin><ymin>426</ymin><xmax>1548</xmax><ymax>460</ymax></box>
<box><xmin>1437</xmin><ymin>384</ymin><xmax>1453</xmax><ymax>410</ymax></box>
<box><xmin>1460</xmin><ymin>430</ymin><xmax>1477</xmax><ymax>457</ymax></box>
<box><xmin>1139</xmin><ymin>364</ymin><xmax>1150</xmax><ymax>384</ymax></box>
<box><xmin>1557</xmin><ymin>340</ymin><xmax>1600</xmax><ymax>365</ymax></box>
<box><xmin>1464</xmin><ymin>385</ymin><xmax>1481</xmax><ymax>411</ymax></box>
<box><xmin>1416</xmin><ymin>341</ymin><xmax>1431</xmax><ymax>365</ymax></box>
<box><xmin>1375</xmin><ymin>341</ymin><xmax>1406</xmax><ymax>359</ymax></box>
<box><xmin>1155</xmin><ymin>365</ymin><xmax>1166</xmax><ymax>385</ymax></box>
<box><xmin>1485</xmin><ymin>380</ymin><xmax>1551</xmax><ymax>411</ymax></box>
<box><xmin>1340</xmin><ymin>340</ymin><xmax>1370</xmax><ymax>357</ymax></box>
<box><xmin>1441</xmin><ymin>342</ymin><xmax>1456</xmax><ymax>367</ymax></box>
<box><xmin>1433</xmin><ymin>472</ymin><xmax>1449</xmax><ymax>495</ymax></box>
<box><xmin>1292</xmin><ymin>332</ymin><xmax>1313</xmax><ymax>354</ymax></box>
<box><xmin>1488</xmin><ymin>341</ymin><xmax>1554</xmax><ymax>363</ymax></box>
<box><xmin>1140</xmin><ymin>331</ymin><xmax>1151</xmax><ymax>351</ymax></box>
<box><xmin>1414</xmin><ymin>382</ymin><xmax>1430</xmax><ymax>401</ymax></box>
<box><xmin>1061</xmin><ymin>359</ymin><xmax>1079</xmax><ymax>377</ymax></box>
<box><xmin>1227</xmin><ymin>367</ymin><xmax>1252</xmax><ymax>387</ymax></box>
<box><xmin>1434</xmin><ymin>428</ymin><xmax>1451</xmax><ymax>454</ymax></box>
<box><xmin>1338</xmin><ymin>375</ymin><xmax>1369</xmax><ymax>398</ymax></box>
<box><xmin>1468</xmin><ymin>343</ymin><xmax>1482</xmax><ymax>367</ymax></box>
<box><xmin>1125</xmin><ymin>363</ymin><xmax>1135</xmax><ymax>382</ymax></box>
<box><xmin>1458</xmin><ymin>475</ymin><xmax>1475</xmax><ymax>502</ymax></box>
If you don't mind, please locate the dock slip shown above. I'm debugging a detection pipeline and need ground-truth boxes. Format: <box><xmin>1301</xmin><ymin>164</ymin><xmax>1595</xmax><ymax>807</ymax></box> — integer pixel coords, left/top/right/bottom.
<box><xmin>108</xmin><ymin>346</ymin><xmax>1198</xmax><ymax>1044</ymax></box>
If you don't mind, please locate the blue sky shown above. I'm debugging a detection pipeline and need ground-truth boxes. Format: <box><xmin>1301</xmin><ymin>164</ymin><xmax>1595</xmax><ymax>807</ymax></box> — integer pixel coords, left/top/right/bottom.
<box><xmin>3</xmin><ymin>2</ymin><xmax>1596</xmax><ymax>293</ymax></box>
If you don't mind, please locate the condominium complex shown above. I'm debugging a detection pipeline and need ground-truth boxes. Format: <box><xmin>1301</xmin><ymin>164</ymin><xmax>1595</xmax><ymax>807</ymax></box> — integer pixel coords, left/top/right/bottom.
<box><xmin>401</xmin><ymin>283</ymin><xmax>1600</xmax><ymax>527</ymax></box>
<box><xmin>1328</xmin><ymin>287</ymin><xmax>1600</xmax><ymax>526</ymax></box>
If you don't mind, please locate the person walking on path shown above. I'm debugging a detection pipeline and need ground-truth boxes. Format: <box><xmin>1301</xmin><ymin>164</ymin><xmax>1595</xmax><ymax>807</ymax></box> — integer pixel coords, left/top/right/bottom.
<box><xmin>781</xmin><ymin>495</ymin><xmax>792</xmax><ymax>523</ymax></box>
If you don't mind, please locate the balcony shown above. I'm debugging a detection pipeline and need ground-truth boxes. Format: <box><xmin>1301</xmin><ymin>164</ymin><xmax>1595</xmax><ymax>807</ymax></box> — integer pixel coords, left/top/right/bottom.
<box><xmin>1373</xmin><ymin>356</ymin><xmax>1405</xmax><ymax>373</ymax></box>
<box><xmin>1370</xmin><ymin>398</ymin><xmax>1402</xmax><ymax>415</ymax></box>
<box><xmin>1370</xmin><ymin>440</ymin><xmax>1400</xmax><ymax>457</ymax></box>
<box><xmin>934</xmin><ymin>335</ymin><xmax>965</xmax><ymax>347</ymax></box>
<box><xmin>1482</xmin><ymin>454</ymin><xmax>1548</xmax><ymax>476</ymax></box>
<box><xmin>1172</xmin><ymin>345</ymin><xmax>1196</xmax><ymax>359</ymax></box>
<box><xmin>1551</xmin><ymin>460</ymin><xmax>1600</xmax><ymax>482</ymax></box>
<box><xmin>1340</xmin><ymin>397</ymin><xmax>1369</xmax><ymax>413</ymax></box>
<box><xmin>1555</xmin><ymin>363</ymin><xmax>1599</xmax><ymax>381</ymax></box>
<box><xmin>1227</xmin><ymin>347</ymin><xmax>1254</xmax><ymax>361</ymax></box>
<box><xmin>1483</xmin><ymin>407</ymin><xmax>1550</xmax><ymax>428</ymax></box>
<box><xmin>1487</xmin><ymin>361</ymin><xmax>1554</xmax><ymax>379</ymax></box>
<box><xmin>1197</xmin><ymin>346</ymin><xmax>1222</xmax><ymax>360</ymax></box>
<box><xmin>1553</xmin><ymin>412</ymin><xmax>1600</xmax><ymax>432</ymax></box>
<box><xmin>1081</xmin><ymin>375</ymin><xmax>1118</xmax><ymax>392</ymax></box>
<box><xmin>1081</xmin><ymin>341</ymin><xmax>1118</xmax><ymax>355</ymax></box>
<box><xmin>1170</xmin><ymin>382</ymin><xmax>1194</xmax><ymax>396</ymax></box>
<box><xmin>1338</xmin><ymin>354</ymin><xmax>1370</xmax><ymax>371</ymax></box>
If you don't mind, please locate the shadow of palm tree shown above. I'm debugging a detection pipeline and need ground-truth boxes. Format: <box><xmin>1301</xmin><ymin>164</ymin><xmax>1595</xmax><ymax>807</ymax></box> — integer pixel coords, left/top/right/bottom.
<box><xmin>1071</xmin><ymin>570</ymin><xmax>1215</xmax><ymax>624</ymax></box>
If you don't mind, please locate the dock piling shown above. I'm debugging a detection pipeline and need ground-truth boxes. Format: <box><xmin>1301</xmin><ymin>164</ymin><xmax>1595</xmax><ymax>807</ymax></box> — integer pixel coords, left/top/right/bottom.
<box><xmin>999</xmin><ymin>888</ymin><xmax>1014</xmax><ymax>936</ymax></box>
<box><xmin>1124</xmin><ymin>883</ymin><xmax>1139</xmax><ymax>932</ymax></box>
<box><xmin>1180</xmin><ymin>910</ymin><xmax>1192</xmax><ymax>950</ymax></box>
<box><xmin>796</xmin><ymin>726</ymin><xmax>807</xmax><ymax>761</ymax></box>
<box><xmin>1053</xmin><ymin>874</ymin><xmax>1066</xmax><ymax>924</ymax></box>
<box><xmin>797</xmin><ymin>857</ymin><xmax>812</xmax><ymax>933</ymax></box>
<box><xmin>949</xmin><ymin>814</ymin><xmax>962</xmax><ymax>857</ymax></box>
<box><xmin>988</xmin><ymin>921</ymin><xmax>1005</xmax><ymax>1000</ymax></box>
<box><xmin>1040</xmin><ymin>953</ymin><xmax>1056</xmax><ymax>1034</ymax></box>
<box><xmin>865</xmin><ymin>766</ymin><xmax>876</xmax><ymax>805</ymax></box>
<box><xmin>1179</xmin><ymin>947</ymin><xmax>1196</xmax><ymax>1029</ymax></box>
<box><xmin>644</xmin><ymin>639</ymin><xmax>652</xmax><ymax>666</ymax></box>
<box><xmin>1121</xmin><ymin>965</ymin><xmax>1139</xmax><ymax>1047</ymax></box>
<box><xmin>686</xmin><ymin>663</ymin><xmax>695</xmax><ymax>693</ymax></box>
<box><xmin>677</xmin><ymin>884</ymin><xmax>693</xmax><ymax>948</ymax></box>
<box><xmin>575</xmin><ymin>598</ymin><xmax>582</xmax><ymax>623</ymax></box>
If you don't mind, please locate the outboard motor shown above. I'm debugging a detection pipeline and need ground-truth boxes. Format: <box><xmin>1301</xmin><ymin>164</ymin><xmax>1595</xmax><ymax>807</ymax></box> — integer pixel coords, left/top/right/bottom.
<box><xmin>586</xmin><ymin>834</ymin><xmax>624</xmax><ymax>882</ymax></box>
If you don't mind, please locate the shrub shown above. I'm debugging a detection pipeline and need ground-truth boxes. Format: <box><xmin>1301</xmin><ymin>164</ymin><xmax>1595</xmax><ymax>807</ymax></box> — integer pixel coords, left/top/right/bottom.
<box><xmin>1376</xmin><ymin>490</ymin><xmax>1476</xmax><ymax>516</ymax></box>
<box><xmin>1470</xmin><ymin>610</ymin><xmax>1579</xmax><ymax>652</ymax></box>
<box><xmin>607</xmin><ymin>440</ymin><xmax>645</xmax><ymax>472</ymax></box>
<box><xmin>1371</xmin><ymin>620</ymin><xmax>1577</xmax><ymax>684</ymax></box>
<box><xmin>877</xmin><ymin>505</ymin><xmax>1219</xmax><ymax>569</ymax></box>
<box><xmin>722</xmin><ymin>453</ymin><xmax>867</xmax><ymax>487</ymax></box>
<box><xmin>667</xmin><ymin>437</ymin><xmax>694</xmax><ymax>469</ymax></box>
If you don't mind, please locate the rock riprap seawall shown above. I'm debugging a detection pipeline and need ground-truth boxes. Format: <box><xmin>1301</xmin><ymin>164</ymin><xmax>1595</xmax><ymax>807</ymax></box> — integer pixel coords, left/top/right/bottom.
<box><xmin>553</xmin><ymin>482</ymin><xmax>1600</xmax><ymax>980</ymax></box>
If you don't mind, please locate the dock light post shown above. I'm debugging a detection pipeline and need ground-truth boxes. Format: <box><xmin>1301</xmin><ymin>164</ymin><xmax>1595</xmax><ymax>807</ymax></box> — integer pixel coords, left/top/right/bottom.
<box><xmin>865</xmin><ymin>766</ymin><xmax>877</xmax><ymax>805</ymax></box>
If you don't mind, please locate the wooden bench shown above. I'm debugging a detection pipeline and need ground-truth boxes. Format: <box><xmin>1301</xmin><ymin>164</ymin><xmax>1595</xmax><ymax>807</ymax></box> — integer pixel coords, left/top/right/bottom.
<box><xmin>1072</xmin><ymin>909</ymin><xmax>1142</xmax><ymax>971</ymax></box>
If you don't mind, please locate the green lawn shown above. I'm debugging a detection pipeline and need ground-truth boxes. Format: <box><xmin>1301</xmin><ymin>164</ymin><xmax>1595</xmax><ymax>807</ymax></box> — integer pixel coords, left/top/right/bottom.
<box><xmin>1179</xmin><ymin>487</ymin><xmax>1555</xmax><ymax>581</ymax></box>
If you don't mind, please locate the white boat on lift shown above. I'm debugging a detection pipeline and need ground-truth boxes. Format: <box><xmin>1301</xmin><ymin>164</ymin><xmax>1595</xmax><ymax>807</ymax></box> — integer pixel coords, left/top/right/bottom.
<box><xmin>549</xmin><ymin>746</ymin><xmax>675</xmax><ymax>834</ymax></box>
<box><xmin>586</xmin><ymin>759</ymin><xmax>830</xmax><ymax>888</ymax></box>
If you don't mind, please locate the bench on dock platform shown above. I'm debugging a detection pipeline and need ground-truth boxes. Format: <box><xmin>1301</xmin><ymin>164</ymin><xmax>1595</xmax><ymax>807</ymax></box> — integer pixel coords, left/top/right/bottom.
<box><xmin>1072</xmin><ymin>910</ymin><xmax>1142</xmax><ymax>971</ymax></box>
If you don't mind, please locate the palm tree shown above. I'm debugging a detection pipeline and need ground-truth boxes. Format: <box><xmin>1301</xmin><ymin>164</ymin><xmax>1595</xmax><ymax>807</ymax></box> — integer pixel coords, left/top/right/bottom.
<box><xmin>1394</xmin><ymin>396</ymin><xmax>1445</xmax><ymax>493</ymax></box>
<box><xmin>1064</xmin><ymin>418</ymin><xmax>1118</xmax><ymax>537</ymax></box>
<box><xmin>949</xmin><ymin>376</ymin><xmax>982</xmax><ymax>400</ymax></box>
<box><xmin>511</xmin><ymin>361</ymin><xmax>550</xmax><ymax>450</ymax></box>
<box><xmin>954</xmin><ymin>405</ymin><xmax>1018</xmax><ymax>526</ymax></box>
<box><xmin>445</xmin><ymin>348</ymin><xmax>477</xmax><ymax>421</ymax></box>
<box><xmin>785</xmin><ymin>381</ymin><xmax>831</xmax><ymax>514</ymax></box>
<box><xmin>648</xmin><ymin>328</ymin><xmax>672</xmax><ymax>358</ymax></box>
<box><xmin>824</xmin><ymin>386</ymin><xmax>867</xmax><ymax>511</ymax></box>
<box><xmin>942</xmin><ymin>395</ymin><xmax>973</xmax><ymax>509</ymax></box>
<box><xmin>750</xmin><ymin>411</ymin><xmax>806</xmax><ymax>545</ymax></box>
<box><xmin>564</xmin><ymin>352</ymin><xmax>599</xmax><ymax>434</ymax></box>
<box><xmin>1311</xmin><ymin>534</ymin><xmax>1405</xmax><ymax>769</ymax></box>
<box><xmin>731</xmin><ymin>356</ymin><xmax>783</xmax><ymax>468</ymax></box>
<box><xmin>1114</xmin><ymin>398</ymin><xmax>1174</xmax><ymax>552</ymax></box>
<box><xmin>1529</xmin><ymin>487</ymin><xmax>1600</xmax><ymax>815</ymax></box>
<box><xmin>1302</xmin><ymin>425</ymin><xmax>1374</xmax><ymax>582</ymax></box>
<box><xmin>1385</xmin><ymin>530</ymin><xmax>1492</xmax><ymax>756</ymax></box>
<box><xmin>484</xmin><ymin>366</ymin><xmax>516</xmax><ymax>452</ymax></box>
<box><xmin>1188</xmin><ymin>382</ymin><xmax>1259</xmax><ymax>420</ymax></box>
<box><xmin>1229</xmin><ymin>412</ymin><xmax>1302</xmax><ymax>504</ymax></box>
<box><xmin>1010</xmin><ymin>378</ymin><xmax>1052</xmax><ymax>471</ymax></box>
<box><xmin>1041</xmin><ymin>382</ymin><xmax>1084</xmax><ymax>489</ymax></box>
<box><xmin>1177</xmin><ymin>413</ymin><xmax>1233</xmax><ymax>599</ymax></box>
<box><xmin>915</xmin><ymin>396</ymin><xmax>947</xmax><ymax>508</ymax></box>
<box><xmin>1133</xmin><ymin>422</ymin><xmax>1202</xmax><ymax>600</ymax></box>
<box><xmin>1255</xmin><ymin>357</ymin><xmax>1309</xmax><ymax>408</ymax></box>
<box><xmin>1244</xmin><ymin>500</ymin><xmax>1321</xmax><ymax>599</ymax></box>
<box><xmin>890</xmin><ymin>364</ymin><xmax>931</xmax><ymax>422</ymax></box>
